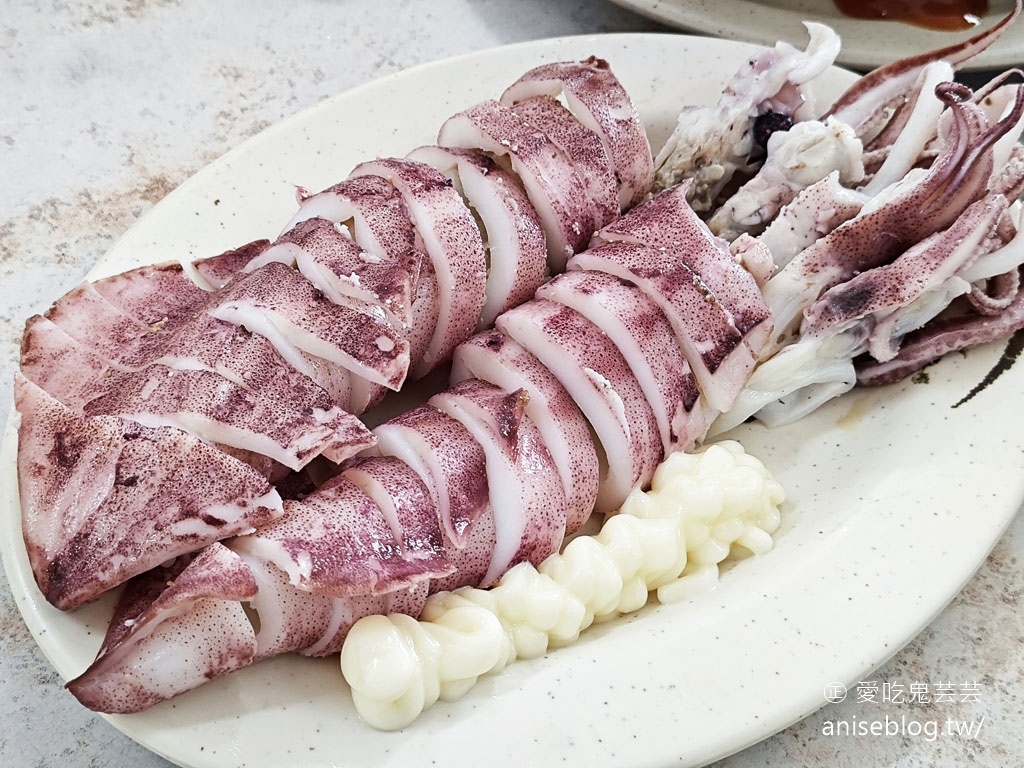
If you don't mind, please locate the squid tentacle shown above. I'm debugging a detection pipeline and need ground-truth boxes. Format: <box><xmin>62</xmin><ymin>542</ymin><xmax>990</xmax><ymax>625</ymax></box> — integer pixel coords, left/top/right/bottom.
<box><xmin>824</xmin><ymin>0</ymin><xmax>1021</xmax><ymax>140</ymax></box>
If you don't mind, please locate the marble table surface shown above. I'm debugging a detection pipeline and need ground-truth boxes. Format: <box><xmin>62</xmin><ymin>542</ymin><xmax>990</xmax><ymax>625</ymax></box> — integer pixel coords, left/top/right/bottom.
<box><xmin>2</xmin><ymin>1</ymin><xmax>1022</xmax><ymax>766</ymax></box>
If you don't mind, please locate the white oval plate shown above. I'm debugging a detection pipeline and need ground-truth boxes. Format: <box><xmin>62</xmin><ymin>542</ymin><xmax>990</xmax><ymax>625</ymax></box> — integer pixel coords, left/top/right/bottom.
<box><xmin>609</xmin><ymin>0</ymin><xmax>1023</xmax><ymax>70</ymax></box>
<box><xmin>3</xmin><ymin>32</ymin><xmax>1023</xmax><ymax>768</ymax></box>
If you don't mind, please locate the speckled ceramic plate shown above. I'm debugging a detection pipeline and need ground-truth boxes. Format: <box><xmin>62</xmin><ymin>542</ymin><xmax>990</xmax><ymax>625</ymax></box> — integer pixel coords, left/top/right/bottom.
<box><xmin>609</xmin><ymin>0</ymin><xmax>1024</xmax><ymax>70</ymax></box>
<box><xmin>3</xmin><ymin>32</ymin><xmax>1024</xmax><ymax>768</ymax></box>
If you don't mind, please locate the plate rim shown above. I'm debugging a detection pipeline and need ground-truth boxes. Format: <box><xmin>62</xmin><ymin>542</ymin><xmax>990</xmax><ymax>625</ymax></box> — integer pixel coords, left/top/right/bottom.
<box><xmin>608</xmin><ymin>0</ymin><xmax>1024</xmax><ymax>70</ymax></box>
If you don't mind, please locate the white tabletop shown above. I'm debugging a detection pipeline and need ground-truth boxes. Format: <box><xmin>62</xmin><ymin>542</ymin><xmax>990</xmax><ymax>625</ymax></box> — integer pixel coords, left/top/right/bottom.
<box><xmin>2</xmin><ymin>1</ymin><xmax>1022</xmax><ymax>766</ymax></box>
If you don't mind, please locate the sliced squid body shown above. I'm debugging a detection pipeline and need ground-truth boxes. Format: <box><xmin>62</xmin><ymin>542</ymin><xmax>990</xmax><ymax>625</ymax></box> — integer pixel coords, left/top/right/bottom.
<box><xmin>210</xmin><ymin>261</ymin><xmax>410</xmax><ymax>391</ymax></box>
<box><xmin>30</xmin><ymin>268</ymin><xmax>376</xmax><ymax>466</ymax></box>
<box><xmin>229</xmin><ymin>471</ymin><xmax>450</xmax><ymax>598</ymax></box>
<box><xmin>286</xmin><ymin>174</ymin><xmax>424</xmax><ymax>262</ymax></box>
<box><xmin>90</xmin><ymin>260</ymin><xmax>211</xmax><ymax>327</ymax></box>
<box><xmin>159</xmin><ymin>315</ymin><xmax>357</xmax><ymax>435</ymax></box>
<box><xmin>426</xmin><ymin>502</ymin><xmax>499</xmax><ymax>594</ymax></box>
<box><xmin>451</xmin><ymin>330</ymin><xmax>599</xmax><ymax>535</ymax></box>
<box><xmin>80</xmin><ymin>350</ymin><xmax>372</xmax><ymax>471</ymax></box>
<box><xmin>59</xmin><ymin>182</ymin><xmax>763</xmax><ymax>713</ymax></box>
<box><xmin>590</xmin><ymin>182</ymin><xmax>774</xmax><ymax>356</ymax></box>
<box><xmin>66</xmin><ymin>544</ymin><xmax>430</xmax><ymax>713</ymax></box>
<box><xmin>25</xmin><ymin>312</ymin><xmax>374</xmax><ymax>471</ymax></box>
<box><xmin>430</xmin><ymin>379</ymin><xmax>567</xmax><ymax>587</ymax></box>
<box><xmin>372</xmin><ymin>404</ymin><xmax>491</xmax><ymax>549</ymax></box>
<box><xmin>15</xmin><ymin>375</ymin><xmax>283</xmax><ymax>610</ymax></box>
<box><xmin>66</xmin><ymin>543</ymin><xmax>260</xmax><ymax>714</ymax></box>
<box><xmin>237</xmin><ymin>216</ymin><xmax>419</xmax><ymax>411</ymax></box>
<box><xmin>42</xmin><ymin>281</ymin><xmax>184</xmax><ymax>370</ymax></box>
<box><xmin>496</xmin><ymin>298</ymin><xmax>662</xmax><ymax>513</ymax></box>
<box><xmin>349</xmin><ymin>158</ymin><xmax>487</xmax><ymax>374</ymax></box>
<box><xmin>570</xmin><ymin>241</ymin><xmax>752</xmax><ymax>415</ymax></box>
<box><xmin>192</xmin><ymin>239</ymin><xmax>272</xmax><ymax>290</ymax></box>
<box><xmin>509</xmin><ymin>95</ymin><xmax>619</xmax><ymax>237</ymax></box>
<box><xmin>344</xmin><ymin>455</ymin><xmax>449</xmax><ymax>567</ymax></box>
<box><xmin>58</xmin><ymin>259</ymin><xmax>221</xmax><ymax>356</ymax></box>
<box><xmin>406</xmin><ymin>145</ymin><xmax>548</xmax><ymax>327</ymax></box>
<box><xmin>239</xmin><ymin>550</ymin><xmax>429</xmax><ymax>659</ymax></box>
<box><xmin>20</xmin><ymin>316</ymin><xmax>117</xmax><ymax>411</ymax></box>
<box><xmin>437</xmin><ymin>99</ymin><xmax>596</xmax><ymax>271</ymax></box>
<box><xmin>536</xmin><ymin>270</ymin><xmax>706</xmax><ymax>454</ymax></box>
<box><xmin>371</xmin><ymin>403</ymin><xmax>504</xmax><ymax>593</ymax></box>
<box><xmin>500</xmin><ymin>56</ymin><xmax>654</xmax><ymax>210</ymax></box>
<box><xmin>240</xmin><ymin>549</ymin><xmax>350</xmax><ymax>659</ymax></box>
<box><xmin>251</xmin><ymin>216</ymin><xmax>414</xmax><ymax>329</ymax></box>
<box><xmin>284</xmin><ymin>174</ymin><xmax>440</xmax><ymax>370</ymax></box>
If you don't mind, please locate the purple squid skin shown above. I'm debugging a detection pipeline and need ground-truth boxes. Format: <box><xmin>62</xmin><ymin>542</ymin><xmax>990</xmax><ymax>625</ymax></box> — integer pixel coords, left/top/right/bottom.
<box><xmin>42</xmin><ymin>281</ymin><xmax>191</xmax><ymax>371</ymax></box>
<box><xmin>16</xmin><ymin>376</ymin><xmax>283</xmax><ymax>612</ymax></box>
<box><xmin>63</xmin><ymin>173</ymin><xmax>762</xmax><ymax>712</ymax></box>
<box><xmin>801</xmin><ymin>195</ymin><xmax>1009</xmax><ymax>343</ymax></box>
<box><xmin>373</xmin><ymin>403</ymin><xmax>491</xmax><ymax>548</ymax></box>
<box><xmin>230</xmin><ymin>470</ymin><xmax>451</xmax><ymax>599</ymax></box>
<box><xmin>536</xmin><ymin>269</ymin><xmax>704</xmax><ymax>453</ymax></box>
<box><xmin>45</xmin><ymin>21</ymin><xmax>1024</xmax><ymax>716</ymax></box>
<box><xmin>500</xmin><ymin>56</ymin><xmax>654</xmax><ymax>211</ymax></box>
<box><xmin>11</xmin><ymin>57</ymin><xmax>678</xmax><ymax>717</ymax></box>
<box><xmin>824</xmin><ymin>0</ymin><xmax>1021</xmax><ymax>142</ymax></box>
<box><xmin>438</xmin><ymin>99</ymin><xmax>596</xmax><ymax>269</ymax></box>
<box><xmin>66</xmin><ymin>543</ymin><xmax>262</xmax><ymax>715</ymax></box>
<box><xmin>569</xmin><ymin>240</ymin><xmax>752</xmax><ymax>414</ymax></box>
<box><xmin>969</xmin><ymin>267</ymin><xmax>1021</xmax><ymax>316</ymax></box>
<box><xmin>451</xmin><ymin>330</ymin><xmax>600</xmax><ymax>535</ymax></box>
<box><xmin>510</xmin><ymin>95</ymin><xmax>619</xmax><ymax>234</ymax></box>
<box><xmin>263</xmin><ymin>216</ymin><xmax>416</xmax><ymax>329</ymax></box>
<box><xmin>343</xmin><ymin>455</ymin><xmax>450</xmax><ymax>568</ymax></box>
<box><xmin>349</xmin><ymin>157</ymin><xmax>488</xmax><ymax>375</ymax></box>
<box><xmin>193</xmin><ymin>238</ymin><xmax>273</xmax><ymax>289</ymax></box>
<box><xmin>763</xmin><ymin>79</ymin><xmax>1024</xmax><ymax>349</ymax></box>
<box><xmin>406</xmin><ymin>144</ymin><xmax>548</xmax><ymax>328</ymax></box>
<box><xmin>430</xmin><ymin>380</ymin><xmax>566</xmax><ymax>588</ymax></box>
<box><xmin>496</xmin><ymin>297</ymin><xmax>663</xmax><ymax>514</ymax></box>
<box><xmin>286</xmin><ymin>174</ymin><xmax>442</xmax><ymax>370</ymax></box>
<box><xmin>591</xmin><ymin>181</ymin><xmax>773</xmax><ymax>349</ymax></box>
<box><xmin>856</xmin><ymin>279</ymin><xmax>1024</xmax><ymax>387</ymax></box>
<box><xmin>211</xmin><ymin>260</ymin><xmax>411</xmax><ymax>390</ymax></box>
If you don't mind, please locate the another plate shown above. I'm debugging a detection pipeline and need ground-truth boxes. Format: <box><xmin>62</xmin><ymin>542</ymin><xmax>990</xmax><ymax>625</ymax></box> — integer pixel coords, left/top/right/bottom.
<box><xmin>3</xmin><ymin>32</ymin><xmax>1023</xmax><ymax>768</ymax></box>
<box><xmin>609</xmin><ymin>0</ymin><xmax>1024</xmax><ymax>70</ymax></box>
